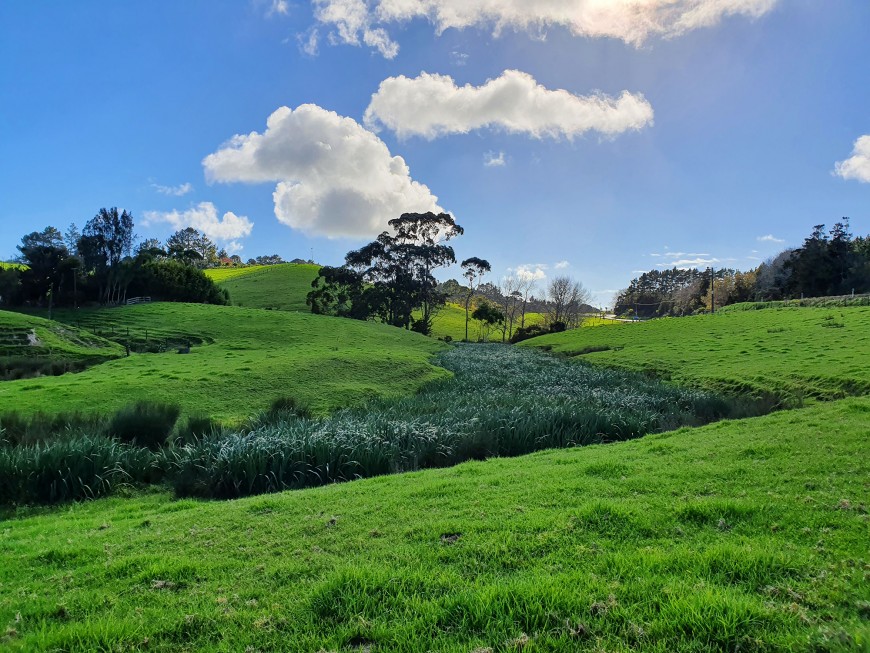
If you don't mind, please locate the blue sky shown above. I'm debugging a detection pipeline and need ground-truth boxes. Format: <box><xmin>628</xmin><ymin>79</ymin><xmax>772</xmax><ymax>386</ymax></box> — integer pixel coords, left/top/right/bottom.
<box><xmin>1</xmin><ymin>0</ymin><xmax>868</xmax><ymax>306</ymax></box>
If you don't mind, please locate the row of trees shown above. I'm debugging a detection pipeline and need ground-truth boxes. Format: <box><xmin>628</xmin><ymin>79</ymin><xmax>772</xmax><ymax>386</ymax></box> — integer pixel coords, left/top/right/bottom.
<box><xmin>615</xmin><ymin>219</ymin><xmax>870</xmax><ymax>318</ymax></box>
<box><xmin>1</xmin><ymin>209</ymin><xmax>228</xmax><ymax>308</ymax></box>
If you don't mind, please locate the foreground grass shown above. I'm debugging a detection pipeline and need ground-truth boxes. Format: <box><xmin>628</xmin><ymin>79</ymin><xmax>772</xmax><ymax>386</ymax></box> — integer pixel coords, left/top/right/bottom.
<box><xmin>0</xmin><ymin>303</ymin><xmax>447</xmax><ymax>421</ymax></box>
<box><xmin>1</xmin><ymin>397</ymin><xmax>867</xmax><ymax>651</ymax></box>
<box><xmin>522</xmin><ymin>306</ymin><xmax>870</xmax><ymax>403</ymax></box>
<box><xmin>205</xmin><ymin>263</ymin><xmax>320</xmax><ymax>312</ymax></box>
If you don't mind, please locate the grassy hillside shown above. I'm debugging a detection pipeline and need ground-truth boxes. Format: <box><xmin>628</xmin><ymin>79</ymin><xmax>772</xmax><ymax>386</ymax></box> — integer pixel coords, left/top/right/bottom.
<box><xmin>2</xmin><ymin>396</ymin><xmax>867</xmax><ymax>651</ymax></box>
<box><xmin>205</xmin><ymin>263</ymin><xmax>320</xmax><ymax>311</ymax></box>
<box><xmin>0</xmin><ymin>310</ymin><xmax>124</xmax><ymax>379</ymax></box>
<box><xmin>0</xmin><ymin>303</ymin><xmax>447</xmax><ymax>421</ymax></box>
<box><xmin>521</xmin><ymin>306</ymin><xmax>870</xmax><ymax>403</ymax></box>
<box><xmin>0</xmin><ymin>262</ymin><xmax>26</xmax><ymax>270</ymax></box>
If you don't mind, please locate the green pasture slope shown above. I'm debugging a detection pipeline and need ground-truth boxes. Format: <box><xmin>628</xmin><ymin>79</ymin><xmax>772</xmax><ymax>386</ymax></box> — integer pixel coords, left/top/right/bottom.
<box><xmin>522</xmin><ymin>306</ymin><xmax>870</xmax><ymax>403</ymax></box>
<box><xmin>205</xmin><ymin>263</ymin><xmax>320</xmax><ymax>311</ymax></box>
<box><xmin>0</xmin><ymin>303</ymin><xmax>447</xmax><ymax>421</ymax></box>
<box><xmin>0</xmin><ymin>310</ymin><xmax>123</xmax><ymax>368</ymax></box>
<box><xmin>1</xmin><ymin>397</ymin><xmax>867</xmax><ymax>651</ymax></box>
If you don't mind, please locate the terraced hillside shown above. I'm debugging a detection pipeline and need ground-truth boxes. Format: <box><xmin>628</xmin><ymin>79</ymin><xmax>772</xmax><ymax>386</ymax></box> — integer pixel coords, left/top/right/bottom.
<box><xmin>521</xmin><ymin>305</ymin><xmax>870</xmax><ymax>403</ymax></box>
<box><xmin>0</xmin><ymin>310</ymin><xmax>124</xmax><ymax>379</ymax></box>
<box><xmin>0</xmin><ymin>303</ymin><xmax>448</xmax><ymax>421</ymax></box>
<box><xmin>205</xmin><ymin>263</ymin><xmax>320</xmax><ymax>311</ymax></box>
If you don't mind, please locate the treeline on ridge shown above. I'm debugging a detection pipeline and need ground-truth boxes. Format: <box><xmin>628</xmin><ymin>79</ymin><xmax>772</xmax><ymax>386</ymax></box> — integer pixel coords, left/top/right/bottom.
<box><xmin>0</xmin><ymin>209</ymin><xmax>231</xmax><ymax>308</ymax></box>
<box><xmin>617</xmin><ymin>219</ymin><xmax>870</xmax><ymax>318</ymax></box>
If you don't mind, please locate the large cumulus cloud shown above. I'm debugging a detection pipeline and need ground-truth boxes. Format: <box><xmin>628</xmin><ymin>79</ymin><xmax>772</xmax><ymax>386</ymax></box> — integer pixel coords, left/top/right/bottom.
<box><xmin>202</xmin><ymin>104</ymin><xmax>442</xmax><ymax>238</ymax></box>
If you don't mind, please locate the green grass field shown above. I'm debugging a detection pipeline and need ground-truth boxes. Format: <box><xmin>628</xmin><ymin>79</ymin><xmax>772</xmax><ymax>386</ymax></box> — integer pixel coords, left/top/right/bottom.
<box><xmin>205</xmin><ymin>263</ymin><xmax>320</xmax><ymax>311</ymax></box>
<box><xmin>0</xmin><ymin>262</ymin><xmax>26</xmax><ymax>271</ymax></box>
<box><xmin>427</xmin><ymin>302</ymin><xmax>546</xmax><ymax>341</ymax></box>
<box><xmin>0</xmin><ymin>303</ymin><xmax>447</xmax><ymax>422</ymax></box>
<box><xmin>1</xmin><ymin>396</ymin><xmax>867</xmax><ymax>651</ymax></box>
<box><xmin>521</xmin><ymin>306</ymin><xmax>870</xmax><ymax>403</ymax></box>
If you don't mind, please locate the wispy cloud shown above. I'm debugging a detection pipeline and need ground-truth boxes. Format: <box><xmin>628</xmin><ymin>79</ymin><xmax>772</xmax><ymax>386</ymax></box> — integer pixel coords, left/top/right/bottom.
<box><xmin>554</xmin><ymin>260</ymin><xmax>570</xmax><ymax>269</ymax></box>
<box><xmin>757</xmin><ymin>234</ymin><xmax>785</xmax><ymax>244</ymax></box>
<box><xmin>152</xmin><ymin>182</ymin><xmax>193</xmax><ymax>197</ymax></box>
<box><xmin>311</xmin><ymin>0</ymin><xmax>778</xmax><ymax>57</ymax></box>
<box><xmin>483</xmin><ymin>151</ymin><xmax>506</xmax><ymax>167</ymax></box>
<box><xmin>834</xmin><ymin>135</ymin><xmax>870</xmax><ymax>183</ymax></box>
<box><xmin>266</xmin><ymin>0</ymin><xmax>289</xmax><ymax>16</ymax></box>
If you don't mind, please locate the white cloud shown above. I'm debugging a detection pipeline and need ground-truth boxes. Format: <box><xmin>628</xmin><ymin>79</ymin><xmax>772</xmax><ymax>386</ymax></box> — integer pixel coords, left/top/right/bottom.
<box><xmin>152</xmin><ymin>182</ymin><xmax>193</xmax><ymax>197</ymax></box>
<box><xmin>143</xmin><ymin>202</ymin><xmax>254</xmax><ymax>242</ymax></box>
<box><xmin>313</xmin><ymin>0</ymin><xmax>778</xmax><ymax>56</ymax></box>
<box><xmin>757</xmin><ymin>234</ymin><xmax>785</xmax><ymax>244</ymax></box>
<box><xmin>512</xmin><ymin>263</ymin><xmax>548</xmax><ymax>282</ymax></box>
<box><xmin>364</xmin><ymin>70</ymin><xmax>653</xmax><ymax>140</ymax></box>
<box><xmin>554</xmin><ymin>260</ymin><xmax>570</xmax><ymax>269</ymax></box>
<box><xmin>451</xmin><ymin>50</ymin><xmax>469</xmax><ymax>66</ymax></box>
<box><xmin>657</xmin><ymin>257</ymin><xmax>720</xmax><ymax>268</ymax></box>
<box><xmin>484</xmin><ymin>151</ymin><xmax>506</xmax><ymax>167</ymax></box>
<box><xmin>267</xmin><ymin>0</ymin><xmax>289</xmax><ymax>16</ymax></box>
<box><xmin>298</xmin><ymin>27</ymin><xmax>320</xmax><ymax>55</ymax></box>
<box><xmin>202</xmin><ymin>104</ymin><xmax>442</xmax><ymax>239</ymax></box>
<box><xmin>313</xmin><ymin>0</ymin><xmax>399</xmax><ymax>58</ymax></box>
<box><xmin>834</xmin><ymin>135</ymin><xmax>870</xmax><ymax>183</ymax></box>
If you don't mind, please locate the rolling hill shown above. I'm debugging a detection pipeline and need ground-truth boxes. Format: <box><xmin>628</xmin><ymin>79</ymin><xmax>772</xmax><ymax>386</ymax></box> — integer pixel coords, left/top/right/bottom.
<box><xmin>205</xmin><ymin>263</ymin><xmax>320</xmax><ymax>312</ymax></box>
<box><xmin>0</xmin><ymin>303</ymin><xmax>448</xmax><ymax>422</ymax></box>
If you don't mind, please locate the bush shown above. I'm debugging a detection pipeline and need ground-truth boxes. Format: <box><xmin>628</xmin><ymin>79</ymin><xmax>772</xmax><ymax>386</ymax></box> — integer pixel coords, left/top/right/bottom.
<box><xmin>268</xmin><ymin>396</ymin><xmax>312</xmax><ymax>420</ymax></box>
<box><xmin>510</xmin><ymin>324</ymin><xmax>549</xmax><ymax>343</ymax></box>
<box><xmin>175</xmin><ymin>413</ymin><xmax>221</xmax><ymax>444</ymax></box>
<box><xmin>0</xmin><ymin>435</ymin><xmax>155</xmax><ymax>504</ymax></box>
<box><xmin>108</xmin><ymin>401</ymin><xmax>180</xmax><ymax>450</ymax></box>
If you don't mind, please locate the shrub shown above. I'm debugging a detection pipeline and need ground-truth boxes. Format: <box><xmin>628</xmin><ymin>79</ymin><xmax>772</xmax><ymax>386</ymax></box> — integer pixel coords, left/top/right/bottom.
<box><xmin>108</xmin><ymin>401</ymin><xmax>180</xmax><ymax>450</ymax></box>
<box><xmin>268</xmin><ymin>396</ymin><xmax>312</xmax><ymax>420</ymax></box>
<box><xmin>0</xmin><ymin>435</ymin><xmax>154</xmax><ymax>504</ymax></box>
<box><xmin>175</xmin><ymin>414</ymin><xmax>221</xmax><ymax>444</ymax></box>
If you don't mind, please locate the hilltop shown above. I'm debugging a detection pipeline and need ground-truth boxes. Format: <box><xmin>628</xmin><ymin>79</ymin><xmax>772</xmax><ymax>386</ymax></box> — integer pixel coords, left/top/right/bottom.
<box><xmin>205</xmin><ymin>263</ymin><xmax>320</xmax><ymax>312</ymax></box>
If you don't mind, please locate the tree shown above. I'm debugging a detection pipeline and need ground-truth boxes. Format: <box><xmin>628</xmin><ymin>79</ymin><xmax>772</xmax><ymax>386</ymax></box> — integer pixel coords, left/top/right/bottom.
<box><xmin>472</xmin><ymin>302</ymin><xmax>504</xmax><ymax>342</ymax></box>
<box><xmin>80</xmin><ymin>207</ymin><xmax>136</xmax><ymax>304</ymax></box>
<box><xmin>64</xmin><ymin>223</ymin><xmax>81</xmax><ymax>256</ymax></box>
<box><xmin>16</xmin><ymin>227</ymin><xmax>68</xmax><ymax>307</ymax></box>
<box><xmin>166</xmin><ymin>228</ymin><xmax>217</xmax><ymax>267</ymax></box>
<box><xmin>497</xmin><ymin>276</ymin><xmax>523</xmax><ymax>342</ymax></box>
<box><xmin>546</xmin><ymin>276</ymin><xmax>591</xmax><ymax>328</ymax></box>
<box><xmin>461</xmin><ymin>257</ymin><xmax>491</xmax><ymax>341</ymax></box>
<box><xmin>343</xmin><ymin>212</ymin><xmax>464</xmax><ymax>333</ymax></box>
<box><xmin>516</xmin><ymin>275</ymin><xmax>538</xmax><ymax>329</ymax></box>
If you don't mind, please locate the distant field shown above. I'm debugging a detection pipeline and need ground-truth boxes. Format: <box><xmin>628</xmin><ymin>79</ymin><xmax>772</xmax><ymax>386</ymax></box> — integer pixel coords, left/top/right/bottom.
<box><xmin>0</xmin><ymin>262</ymin><xmax>26</xmax><ymax>270</ymax></box>
<box><xmin>2</xmin><ymin>395</ymin><xmax>867</xmax><ymax>650</ymax></box>
<box><xmin>0</xmin><ymin>303</ymin><xmax>447</xmax><ymax>422</ymax></box>
<box><xmin>205</xmin><ymin>263</ymin><xmax>320</xmax><ymax>311</ymax></box>
<box><xmin>428</xmin><ymin>302</ymin><xmax>546</xmax><ymax>341</ymax></box>
<box><xmin>521</xmin><ymin>306</ymin><xmax>870</xmax><ymax>403</ymax></box>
